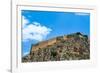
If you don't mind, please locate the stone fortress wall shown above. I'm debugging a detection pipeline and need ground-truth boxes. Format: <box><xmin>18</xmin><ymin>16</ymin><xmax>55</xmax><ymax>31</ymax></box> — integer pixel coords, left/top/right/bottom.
<box><xmin>31</xmin><ymin>35</ymin><xmax>68</xmax><ymax>52</ymax></box>
<box><xmin>31</xmin><ymin>38</ymin><xmax>57</xmax><ymax>52</ymax></box>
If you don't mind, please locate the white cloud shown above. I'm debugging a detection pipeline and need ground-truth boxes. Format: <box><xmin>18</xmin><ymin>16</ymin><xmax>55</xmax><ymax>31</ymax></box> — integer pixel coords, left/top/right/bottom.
<box><xmin>22</xmin><ymin>16</ymin><xmax>52</xmax><ymax>42</ymax></box>
<box><xmin>75</xmin><ymin>12</ymin><xmax>89</xmax><ymax>16</ymax></box>
<box><xmin>22</xmin><ymin>16</ymin><xmax>29</xmax><ymax>28</ymax></box>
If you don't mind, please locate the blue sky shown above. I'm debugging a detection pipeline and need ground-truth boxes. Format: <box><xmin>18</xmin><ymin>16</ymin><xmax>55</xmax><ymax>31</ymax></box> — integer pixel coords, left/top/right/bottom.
<box><xmin>21</xmin><ymin>10</ymin><xmax>90</xmax><ymax>56</ymax></box>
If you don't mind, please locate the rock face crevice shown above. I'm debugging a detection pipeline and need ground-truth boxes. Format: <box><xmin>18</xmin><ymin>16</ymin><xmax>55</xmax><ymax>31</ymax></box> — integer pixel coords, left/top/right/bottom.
<box><xmin>22</xmin><ymin>32</ymin><xmax>90</xmax><ymax>62</ymax></box>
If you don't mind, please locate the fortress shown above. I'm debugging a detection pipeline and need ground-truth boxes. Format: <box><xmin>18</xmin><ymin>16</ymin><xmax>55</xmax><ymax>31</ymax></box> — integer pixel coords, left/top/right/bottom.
<box><xmin>30</xmin><ymin>32</ymin><xmax>83</xmax><ymax>53</ymax></box>
<box><xmin>30</xmin><ymin>35</ymin><xmax>68</xmax><ymax>52</ymax></box>
<box><xmin>31</xmin><ymin>38</ymin><xmax>57</xmax><ymax>52</ymax></box>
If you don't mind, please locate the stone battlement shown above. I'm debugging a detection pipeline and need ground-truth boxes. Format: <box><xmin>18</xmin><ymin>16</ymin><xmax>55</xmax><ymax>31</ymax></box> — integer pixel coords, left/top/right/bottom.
<box><xmin>31</xmin><ymin>35</ymin><xmax>68</xmax><ymax>52</ymax></box>
<box><xmin>31</xmin><ymin>38</ymin><xmax>57</xmax><ymax>52</ymax></box>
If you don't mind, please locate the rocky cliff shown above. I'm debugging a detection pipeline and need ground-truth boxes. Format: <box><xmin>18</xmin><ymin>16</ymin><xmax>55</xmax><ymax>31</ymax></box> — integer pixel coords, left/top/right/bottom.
<box><xmin>22</xmin><ymin>32</ymin><xmax>90</xmax><ymax>62</ymax></box>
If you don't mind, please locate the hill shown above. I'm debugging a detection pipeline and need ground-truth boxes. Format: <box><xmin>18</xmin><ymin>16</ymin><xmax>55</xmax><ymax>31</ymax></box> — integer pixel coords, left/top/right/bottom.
<box><xmin>22</xmin><ymin>32</ymin><xmax>90</xmax><ymax>62</ymax></box>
